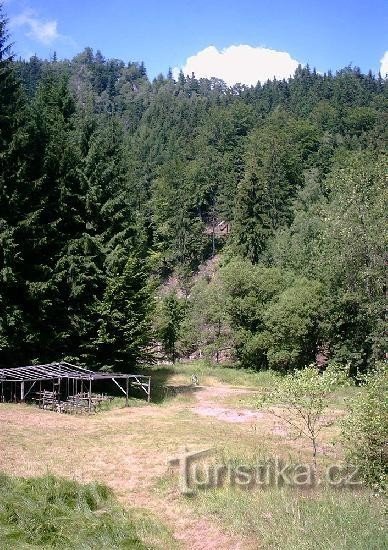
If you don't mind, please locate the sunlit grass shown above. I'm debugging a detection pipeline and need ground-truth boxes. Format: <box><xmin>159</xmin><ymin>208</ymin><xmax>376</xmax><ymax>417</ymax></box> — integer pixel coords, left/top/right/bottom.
<box><xmin>158</xmin><ymin>458</ymin><xmax>387</xmax><ymax>550</ymax></box>
<box><xmin>0</xmin><ymin>473</ymin><xmax>178</xmax><ymax>549</ymax></box>
<box><xmin>190</xmin><ymin>485</ymin><xmax>387</xmax><ymax>549</ymax></box>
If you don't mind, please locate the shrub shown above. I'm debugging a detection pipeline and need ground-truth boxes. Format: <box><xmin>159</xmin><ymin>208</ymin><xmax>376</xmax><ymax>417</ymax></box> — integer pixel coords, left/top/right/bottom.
<box><xmin>342</xmin><ymin>362</ymin><xmax>388</xmax><ymax>493</ymax></box>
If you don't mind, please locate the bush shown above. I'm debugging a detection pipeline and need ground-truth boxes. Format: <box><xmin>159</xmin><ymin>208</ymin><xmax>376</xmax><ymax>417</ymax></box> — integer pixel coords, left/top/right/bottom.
<box><xmin>342</xmin><ymin>362</ymin><xmax>388</xmax><ymax>493</ymax></box>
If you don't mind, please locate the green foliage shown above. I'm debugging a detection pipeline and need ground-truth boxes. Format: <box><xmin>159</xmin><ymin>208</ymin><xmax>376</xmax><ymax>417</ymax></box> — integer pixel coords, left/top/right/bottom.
<box><xmin>0</xmin><ymin>11</ymin><xmax>153</xmax><ymax>369</ymax></box>
<box><xmin>0</xmin><ymin>4</ymin><xmax>30</xmax><ymax>367</ymax></box>
<box><xmin>219</xmin><ymin>260</ymin><xmax>292</xmax><ymax>368</ymax></box>
<box><xmin>270</xmin><ymin>151</ymin><xmax>387</xmax><ymax>372</ymax></box>
<box><xmin>180</xmin><ymin>275</ymin><xmax>231</xmax><ymax>362</ymax></box>
<box><xmin>342</xmin><ymin>363</ymin><xmax>388</xmax><ymax>493</ymax></box>
<box><xmin>233</xmin><ymin>112</ymin><xmax>320</xmax><ymax>262</ymax></box>
<box><xmin>263</xmin><ymin>278</ymin><xmax>324</xmax><ymax>371</ymax></box>
<box><xmin>182</xmin><ymin>258</ymin><xmax>325</xmax><ymax>371</ymax></box>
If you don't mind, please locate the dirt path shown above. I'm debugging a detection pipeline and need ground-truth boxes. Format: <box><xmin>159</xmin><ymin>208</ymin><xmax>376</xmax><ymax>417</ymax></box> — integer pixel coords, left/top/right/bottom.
<box><xmin>145</xmin><ymin>385</ymin><xmax>260</xmax><ymax>549</ymax></box>
<box><xmin>128</xmin><ymin>385</ymin><xmax>260</xmax><ymax>549</ymax></box>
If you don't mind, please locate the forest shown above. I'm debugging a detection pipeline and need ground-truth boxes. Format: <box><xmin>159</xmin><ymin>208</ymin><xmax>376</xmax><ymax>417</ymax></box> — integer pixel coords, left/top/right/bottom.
<box><xmin>0</xmin><ymin>5</ymin><xmax>387</xmax><ymax>376</ymax></box>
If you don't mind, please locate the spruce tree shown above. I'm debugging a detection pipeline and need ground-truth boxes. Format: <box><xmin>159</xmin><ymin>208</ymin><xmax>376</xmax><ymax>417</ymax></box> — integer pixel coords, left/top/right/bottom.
<box><xmin>0</xmin><ymin>3</ymin><xmax>30</xmax><ymax>366</ymax></box>
<box><xmin>94</xmin><ymin>255</ymin><xmax>153</xmax><ymax>371</ymax></box>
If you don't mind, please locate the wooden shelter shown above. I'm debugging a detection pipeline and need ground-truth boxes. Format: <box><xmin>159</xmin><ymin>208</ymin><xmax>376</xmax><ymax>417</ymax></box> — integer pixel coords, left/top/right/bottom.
<box><xmin>204</xmin><ymin>220</ymin><xmax>231</xmax><ymax>237</ymax></box>
<box><xmin>0</xmin><ymin>361</ymin><xmax>151</xmax><ymax>413</ymax></box>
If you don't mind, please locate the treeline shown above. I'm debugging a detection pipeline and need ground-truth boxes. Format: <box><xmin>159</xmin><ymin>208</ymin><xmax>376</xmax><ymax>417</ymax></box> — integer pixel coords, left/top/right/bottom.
<box><xmin>0</xmin><ymin>3</ymin><xmax>386</xmax><ymax>371</ymax></box>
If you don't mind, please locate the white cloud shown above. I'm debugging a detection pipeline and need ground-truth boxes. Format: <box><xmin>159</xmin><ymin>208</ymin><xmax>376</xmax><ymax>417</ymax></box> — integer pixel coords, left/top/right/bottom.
<box><xmin>380</xmin><ymin>51</ymin><xmax>388</xmax><ymax>76</ymax></box>
<box><xmin>11</xmin><ymin>10</ymin><xmax>60</xmax><ymax>45</ymax></box>
<box><xmin>173</xmin><ymin>44</ymin><xmax>301</xmax><ymax>86</ymax></box>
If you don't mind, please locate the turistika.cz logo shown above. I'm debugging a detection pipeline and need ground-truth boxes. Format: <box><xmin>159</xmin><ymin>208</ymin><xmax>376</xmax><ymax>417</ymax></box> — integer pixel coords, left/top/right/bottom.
<box><xmin>168</xmin><ymin>447</ymin><xmax>362</xmax><ymax>494</ymax></box>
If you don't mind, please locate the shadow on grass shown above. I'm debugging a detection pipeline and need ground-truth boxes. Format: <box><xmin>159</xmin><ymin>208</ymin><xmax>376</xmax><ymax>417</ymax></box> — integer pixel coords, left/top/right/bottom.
<box><xmin>135</xmin><ymin>365</ymin><xmax>201</xmax><ymax>404</ymax></box>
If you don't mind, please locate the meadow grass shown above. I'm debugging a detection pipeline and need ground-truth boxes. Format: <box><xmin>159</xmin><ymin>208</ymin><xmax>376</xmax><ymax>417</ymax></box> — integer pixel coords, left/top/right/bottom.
<box><xmin>190</xmin><ymin>484</ymin><xmax>387</xmax><ymax>549</ymax></box>
<box><xmin>145</xmin><ymin>360</ymin><xmax>358</xmax><ymax>414</ymax></box>
<box><xmin>219</xmin><ymin>385</ymin><xmax>360</xmax><ymax>412</ymax></box>
<box><xmin>1</xmin><ymin>360</ymin><xmax>384</xmax><ymax>549</ymax></box>
<box><xmin>159</xmin><ymin>452</ymin><xmax>387</xmax><ymax>550</ymax></box>
<box><xmin>0</xmin><ymin>473</ymin><xmax>178</xmax><ymax>549</ymax></box>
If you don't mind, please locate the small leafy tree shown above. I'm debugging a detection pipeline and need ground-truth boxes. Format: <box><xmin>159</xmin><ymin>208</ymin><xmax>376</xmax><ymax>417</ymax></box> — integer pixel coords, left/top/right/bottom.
<box><xmin>260</xmin><ymin>365</ymin><xmax>350</xmax><ymax>466</ymax></box>
<box><xmin>342</xmin><ymin>363</ymin><xmax>387</xmax><ymax>493</ymax></box>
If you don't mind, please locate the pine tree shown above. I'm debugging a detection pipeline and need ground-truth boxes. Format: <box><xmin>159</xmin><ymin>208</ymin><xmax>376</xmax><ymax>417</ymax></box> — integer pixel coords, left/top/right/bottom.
<box><xmin>19</xmin><ymin>74</ymin><xmax>84</xmax><ymax>361</ymax></box>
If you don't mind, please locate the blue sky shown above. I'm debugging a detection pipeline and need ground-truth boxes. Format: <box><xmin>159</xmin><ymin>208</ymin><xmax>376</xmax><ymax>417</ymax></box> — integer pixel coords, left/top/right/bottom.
<box><xmin>4</xmin><ymin>0</ymin><xmax>388</xmax><ymax>83</ymax></box>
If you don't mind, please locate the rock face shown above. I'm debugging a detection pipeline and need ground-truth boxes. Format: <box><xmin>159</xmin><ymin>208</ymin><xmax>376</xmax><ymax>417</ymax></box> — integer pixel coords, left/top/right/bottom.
<box><xmin>315</xmin><ymin>343</ymin><xmax>330</xmax><ymax>370</ymax></box>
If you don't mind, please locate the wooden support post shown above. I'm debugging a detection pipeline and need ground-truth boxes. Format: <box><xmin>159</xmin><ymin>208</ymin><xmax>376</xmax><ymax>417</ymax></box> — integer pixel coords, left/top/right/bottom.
<box><xmin>125</xmin><ymin>377</ymin><xmax>129</xmax><ymax>407</ymax></box>
<box><xmin>20</xmin><ymin>381</ymin><xmax>25</xmax><ymax>402</ymax></box>
<box><xmin>88</xmin><ymin>379</ymin><xmax>92</xmax><ymax>412</ymax></box>
<box><xmin>147</xmin><ymin>377</ymin><xmax>151</xmax><ymax>403</ymax></box>
<box><xmin>24</xmin><ymin>381</ymin><xmax>36</xmax><ymax>400</ymax></box>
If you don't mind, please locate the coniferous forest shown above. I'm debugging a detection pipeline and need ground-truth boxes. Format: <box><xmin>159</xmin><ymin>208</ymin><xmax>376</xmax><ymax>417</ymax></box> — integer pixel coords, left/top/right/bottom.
<box><xmin>0</xmin><ymin>4</ymin><xmax>387</xmax><ymax>374</ymax></box>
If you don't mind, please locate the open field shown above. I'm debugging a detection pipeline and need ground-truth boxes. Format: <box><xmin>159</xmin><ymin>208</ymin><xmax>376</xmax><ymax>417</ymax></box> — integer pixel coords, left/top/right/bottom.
<box><xmin>0</xmin><ymin>363</ymin><xmax>386</xmax><ymax>549</ymax></box>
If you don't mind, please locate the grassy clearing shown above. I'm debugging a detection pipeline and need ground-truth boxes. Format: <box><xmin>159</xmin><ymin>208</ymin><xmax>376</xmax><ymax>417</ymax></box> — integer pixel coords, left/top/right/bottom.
<box><xmin>1</xmin><ymin>360</ymin><xmax>384</xmax><ymax>549</ymax></box>
<box><xmin>0</xmin><ymin>473</ymin><xmax>178</xmax><ymax>549</ymax></box>
<box><xmin>153</xmin><ymin>371</ymin><xmax>387</xmax><ymax>550</ymax></box>
<box><xmin>221</xmin><ymin>385</ymin><xmax>360</xmax><ymax>412</ymax></box>
<box><xmin>326</xmin><ymin>385</ymin><xmax>360</xmax><ymax>410</ymax></box>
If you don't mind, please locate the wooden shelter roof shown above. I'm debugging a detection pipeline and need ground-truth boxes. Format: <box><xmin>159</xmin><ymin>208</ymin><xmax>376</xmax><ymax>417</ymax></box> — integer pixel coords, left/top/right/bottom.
<box><xmin>0</xmin><ymin>361</ymin><xmax>147</xmax><ymax>383</ymax></box>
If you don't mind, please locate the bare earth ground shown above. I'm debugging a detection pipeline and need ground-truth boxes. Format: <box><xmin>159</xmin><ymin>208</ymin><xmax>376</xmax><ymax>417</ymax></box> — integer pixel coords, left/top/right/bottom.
<box><xmin>192</xmin><ymin>386</ymin><xmax>275</xmax><ymax>425</ymax></box>
<box><xmin>0</xmin><ymin>384</ymin><xmax>342</xmax><ymax>549</ymax></box>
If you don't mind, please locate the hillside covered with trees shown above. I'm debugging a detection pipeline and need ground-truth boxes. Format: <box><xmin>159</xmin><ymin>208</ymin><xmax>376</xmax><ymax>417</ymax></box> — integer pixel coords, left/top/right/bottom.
<box><xmin>0</xmin><ymin>4</ymin><xmax>386</xmax><ymax>374</ymax></box>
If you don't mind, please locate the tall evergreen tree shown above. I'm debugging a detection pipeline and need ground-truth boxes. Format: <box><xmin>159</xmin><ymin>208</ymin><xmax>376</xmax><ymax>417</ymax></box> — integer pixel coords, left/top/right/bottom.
<box><xmin>0</xmin><ymin>4</ymin><xmax>30</xmax><ymax>366</ymax></box>
<box><xmin>94</xmin><ymin>255</ymin><xmax>153</xmax><ymax>371</ymax></box>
